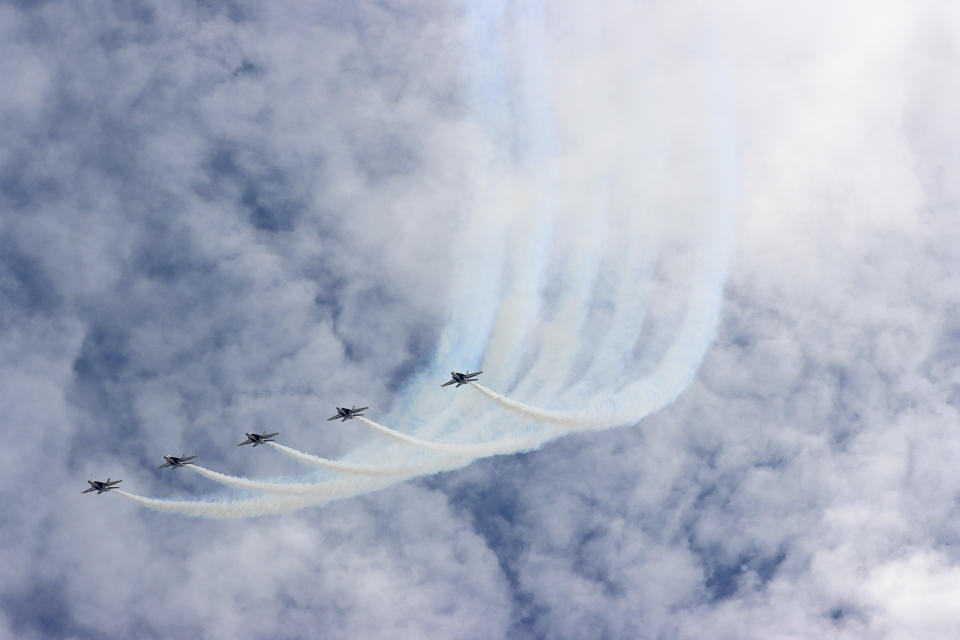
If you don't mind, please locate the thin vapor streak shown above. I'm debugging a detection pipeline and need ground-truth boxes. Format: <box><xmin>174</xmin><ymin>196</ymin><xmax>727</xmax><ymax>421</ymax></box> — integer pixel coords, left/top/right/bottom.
<box><xmin>113</xmin><ymin>481</ymin><xmax>397</xmax><ymax>518</ymax></box>
<box><xmin>266</xmin><ymin>443</ymin><xmax>417</xmax><ymax>476</ymax></box>
<box><xmin>188</xmin><ymin>464</ymin><xmax>338</xmax><ymax>495</ymax></box>
<box><xmin>471</xmin><ymin>382</ymin><xmax>594</xmax><ymax>426</ymax></box>
<box><xmin>356</xmin><ymin>416</ymin><xmax>530</xmax><ymax>455</ymax></box>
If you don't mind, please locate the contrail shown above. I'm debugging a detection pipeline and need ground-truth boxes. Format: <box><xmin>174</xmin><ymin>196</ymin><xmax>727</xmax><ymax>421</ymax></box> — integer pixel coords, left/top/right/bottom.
<box><xmin>472</xmin><ymin>0</ymin><xmax>556</xmax><ymax>390</ymax></box>
<box><xmin>468</xmin><ymin>187</ymin><xmax>734</xmax><ymax>432</ymax></box>
<box><xmin>507</xmin><ymin>185</ymin><xmax>610</xmax><ymax>403</ymax></box>
<box><xmin>266</xmin><ymin>442</ymin><xmax>436</xmax><ymax>476</ymax></box>
<box><xmin>187</xmin><ymin>464</ymin><xmax>358</xmax><ymax>495</ymax></box>
<box><xmin>114</xmin><ymin>490</ymin><xmax>293</xmax><ymax>518</ymax></box>
<box><xmin>188</xmin><ymin>464</ymin><xmax>320</xmax><ymax>493</ymax></box>
<box><xmin>114</xmin><ymin>426</ymin><xmax>551</xmax><ymax>517</ymax></box>
<box><xmin>269</xmin><ymin>432</ymin><xmax>549</xmax><ymax>481</ymax></box>
<box><xmin>472</xmin><ymin>234</ymin><xmax>732</xmax><ymax>431</ymax></box>
<box><xmin>356</xmin><ymin>416</ymin><xmax>533</xmax><ymax>457</ymax></box>
<box><xmin>384</xmin><ymin>0</ymin><xmax>511</xmax><ymax>434</ymax></box>
<box><xmin>471</xmin><ymin>382</ymin><xmax>596</xmax><ymax>427</ymax></box>
<box><xmin>112</xmin><ymin>479</ymin><xmax>399</xmax><ymax>518</ymax></box>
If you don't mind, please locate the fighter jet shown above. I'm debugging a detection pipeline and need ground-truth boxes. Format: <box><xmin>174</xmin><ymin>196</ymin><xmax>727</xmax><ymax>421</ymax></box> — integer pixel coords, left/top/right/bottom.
<box><xmin>237</xmin><ymin>431</ymin><xmax>279</xmax><ymax>447</ymax></box>
<box><xmin>442</xmin><ymin>370</ymin><xmax>483</xmax><ymax>388</ymax></box>
<box><xmin>326</xmin><ymin>405</ymin><xmax>368</xmax><ymax>422</ymax></box>
<box><xmin>157</xmin><ymin>454</ymin><xmax>197</xmax><ymax>469</ymax></box>
<box><xmin>82</xmin><ymin>478</ymin><xmax>122</xmax><ymax>494</ymax></box>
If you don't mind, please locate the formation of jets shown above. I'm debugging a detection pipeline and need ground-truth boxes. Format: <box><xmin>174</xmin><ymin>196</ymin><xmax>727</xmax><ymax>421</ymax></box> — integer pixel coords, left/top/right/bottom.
<box><xmin>83</xmin><ymin>369</ymin><xmax>483</xmax><ymax>495</ymax></box>
<box><xmin>326</xmin><ymin>405</ymin><xmax>368</xmax><ymax>422</ymax></box>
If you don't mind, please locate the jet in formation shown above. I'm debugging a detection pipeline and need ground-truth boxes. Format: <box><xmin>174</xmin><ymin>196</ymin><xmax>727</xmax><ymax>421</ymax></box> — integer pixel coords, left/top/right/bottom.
<box><xmin>327</xmin><ymin>405</ymin><xmax>368</xmax><ymax>421</ymax></box>
<box><xmin>442</xmin><ymin>370</ymin><xmax>483</xmax><ymax>388</ymax></box>
<box><xmin>237</xmin><ymin>431</ymin><xmax>279</xmax><ymax>447</ymax></box>
<box><xmin>158</xmin><ymin>454</ymin><xmax>197</xmax><ymax>469</ymax></box>
<box><xmin>82</xmin><ymin>478</ymin><xmax>122</xmax><ymax>494</ymax></box>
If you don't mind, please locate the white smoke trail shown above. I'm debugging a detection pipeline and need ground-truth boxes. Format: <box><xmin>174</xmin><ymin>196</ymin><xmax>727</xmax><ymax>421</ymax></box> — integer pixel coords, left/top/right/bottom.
<box><xmin>469</xmin><ymin>145</ymin><xmax>737</xmax><ymax>431</ymax></box>
<box><xmin>113</xmin><ymin>481</ymin><xmax>397</xmax><ymax>518</ymax></box>
<box><xmin>506</xmin><ymin>186</ymin><xmax>610</xmax><ymax>403</ymax></box>
<box><xmin>472</xmin><ymin>0</ymin><xmax>557</xmax><ymax>391</ymax></box>
<box><xmin>465</xmin><ymin>9</ymin><xmax>739</xmax><ymax>430</ymax></box>
<box><xmin>185</xmin><ymin>463</ymin><xmax>406</xmax><ymax>495</ymax></box>
<box><xmin>566</xmin><ymin>227</ymin><xmax>660</xmax><ymax>397</ymax></box>
<box><xmin>389</xmin><ymin>0</ymin><xmax>563</xmax><ymax>448</ymax></box>
<box><xmin>356</xmin><ymin>416</ymin><xmax>536</xmax><ymax>456</ymax></box>
<box><xmin>266</xmin><ymin>442</ymin><xmax>438</xmax><ymax>476</ymax></box>
<box><xmin>470</xmin><ymin>227</ymin><xmax>733</xmax><ymax>431</ymax></box>
<box><xmin>522</xmin><ymin>6</ymin><xmax>674</xmax><ymax>404</ymax></box>
<box><xmin>114</xmin><ymin>428</ymin><xmax>552</xmax><ymax>518</ymax></box>
<box><xmin>382</xmin><ymin>0</ymin><xmax>512</xmax><ymax>437</ymax></box>
<box><xmin>470</xmin><ymin>382</ymin><xmax>596</xmax><ymax>427</ymax></box>
<box><xmin>187</xmin><ymin>464</ymin><xmax>337</xmax><ymax>494</ymax></box>
<box><xmin>114</xmin><ymin>490</ymin><xmax>294</xmax><ymax>518</ymax></box>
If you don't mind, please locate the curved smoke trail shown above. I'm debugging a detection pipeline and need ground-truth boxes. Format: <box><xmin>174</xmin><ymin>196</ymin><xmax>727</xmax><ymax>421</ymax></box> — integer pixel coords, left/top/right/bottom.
<box><xmin>266</xmin><ymin>442</ymin><xmax>454</xmax><ymax>476</ymax></box>
<box><xmin>354</xmin><ymin>416</ymin><xmax>531</xmax><ymax>455</ymax></box>
<box><xmin>479</xmin><ymin>0</ymin><xmax>558</xmax><ymax>393</ymax></box>
<box><xmin>187</xmin><ymin>465</ymin><xmax>342</xmax><ymax>495</ymax></box>
<box><xmin>112</xmin><ymin>482</ymin><xmax>395</xmax><ymax>518</ymax></box>
<box><xmin>382</xmin><ymin>0</ymin><xmax>513</xmax><ymax>440</ymax></box>
<box><xmin>468</xmin><ymin>188</ymin><xmax>735</xmax><ymax>429</ymax></box>
<box><xmin>506</xmin><ymin>185</ymin><xmax>611</xmax><ymax>404</ymax></box>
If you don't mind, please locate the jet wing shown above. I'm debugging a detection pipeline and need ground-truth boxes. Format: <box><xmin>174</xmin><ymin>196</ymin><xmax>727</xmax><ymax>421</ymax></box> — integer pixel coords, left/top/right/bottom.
<box><xmin>237</xmin><ymin>439</ymin><xmax>253</xmax><ymax>446</ymax></box>
<box><xmin>81</xmin><ymin>487</ymin><xmax>96</xmax><ymax>493</ymax></box>
<box><xmin>263</xmin><ymin>432</ymin><xmax>279</xmax><ymax>438</ymax></box>
<box><xmin>441</xmin><ymin>379</ymin><xmax>456</xmax><ymax>387</ymax></box>
<box><xmin>467</xmin><ymin>371</ymin><xmax>482</xmax><ymax>377</ymax></box>
<box><xmin>326</xmin><ymin>414</ymin><xmax>340</xmax><ymax>421</ymax></box>
<box><xmin>181</xmin><ymin>455</ymin><xmax>197</xmax><ymax>462</ymax></box>
<box><xmin>354</xmin><ymin>407</ymin><xmax>368</xmax><ymax>413</ymax></box>
<box><xmin>107</xmin><ymin>480</ymin><xmax>121</xmax><ymax>485</ymax></box>
<box><xmin>158</xmin><ymin>462</ymin><xmax>172</xmax><ymax>469</ymax></box>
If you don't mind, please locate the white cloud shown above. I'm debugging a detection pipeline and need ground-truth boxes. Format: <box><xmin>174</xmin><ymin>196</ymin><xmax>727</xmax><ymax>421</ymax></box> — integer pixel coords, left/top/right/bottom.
<box><xmin>2</xmin><ymin>0</ymin><xmax>959</xmax><ymax>637</ymax></box>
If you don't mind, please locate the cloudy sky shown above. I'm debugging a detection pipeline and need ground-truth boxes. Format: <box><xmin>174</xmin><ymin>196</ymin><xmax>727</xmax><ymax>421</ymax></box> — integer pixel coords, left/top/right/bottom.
<box><xmin>2</xmin><ymin>0</ymin><xmax>959</xmax><ymax>638</ymax></box>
